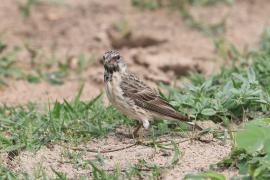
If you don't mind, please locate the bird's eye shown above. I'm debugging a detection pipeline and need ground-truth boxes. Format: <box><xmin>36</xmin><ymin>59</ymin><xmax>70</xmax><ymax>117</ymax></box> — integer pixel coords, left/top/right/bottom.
<box><xmin>115</xmin><ymin>55</ymin><xmax>120</xmax><ymax>60</ymax></box>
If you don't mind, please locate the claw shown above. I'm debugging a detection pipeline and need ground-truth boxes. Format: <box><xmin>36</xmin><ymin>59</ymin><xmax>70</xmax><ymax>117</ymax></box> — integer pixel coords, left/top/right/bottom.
<box><xmin>133</xmin><ymin>124</ymin><xmax>142</xmax><ymax>137</ymax></box>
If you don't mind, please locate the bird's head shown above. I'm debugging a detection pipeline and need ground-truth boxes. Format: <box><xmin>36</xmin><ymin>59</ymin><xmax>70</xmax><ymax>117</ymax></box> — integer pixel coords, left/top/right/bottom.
<box><xmin>102</xmin><ymin>50</ymin><xmax>127</xmax><ymax>73</ymax></box>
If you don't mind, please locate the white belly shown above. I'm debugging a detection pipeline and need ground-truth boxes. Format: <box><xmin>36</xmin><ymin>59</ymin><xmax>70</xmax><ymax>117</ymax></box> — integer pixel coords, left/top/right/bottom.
<box><xmin>104</xmin><ymin>72</ymin><xmax>123</xmax><ymax>106</ymax></box>
<box><xmin>104</xmin><ymin>72</ymin><xmax>146</xmax><ymax>120</ymax></box>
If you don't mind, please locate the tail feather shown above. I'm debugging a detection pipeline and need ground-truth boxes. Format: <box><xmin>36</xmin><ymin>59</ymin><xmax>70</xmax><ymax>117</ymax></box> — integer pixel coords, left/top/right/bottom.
<box><xmin>171</xmin><ymin>111</ymin><xmax>190</xmax><ymax>121</ymax></box>
<box><xmin>172</xmin><ymin>112</ymin><xmax>202</xmax><ymax>130</ymax></box>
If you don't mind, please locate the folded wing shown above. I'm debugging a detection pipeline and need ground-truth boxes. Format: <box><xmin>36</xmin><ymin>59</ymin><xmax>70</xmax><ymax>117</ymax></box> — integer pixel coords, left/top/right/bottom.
<box><xmin>120</xmin><ymin>74</ymin><xmax>189</xmax><ymax>121</ymax></box>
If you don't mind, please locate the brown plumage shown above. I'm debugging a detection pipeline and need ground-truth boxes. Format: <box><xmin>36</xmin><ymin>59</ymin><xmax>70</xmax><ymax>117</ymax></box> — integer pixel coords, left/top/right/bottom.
<box><xmin>103</xmin><ymin>50</ymin><xmax>197</xmax><ymax>136</ymax></box>
<box><xmin>120</xmin><ymin>73</ymin><xmax>190</xmax><ymax>122</ymax></box>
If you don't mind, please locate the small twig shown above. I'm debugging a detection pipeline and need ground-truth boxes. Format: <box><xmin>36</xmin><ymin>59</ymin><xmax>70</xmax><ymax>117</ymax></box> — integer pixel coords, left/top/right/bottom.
<box><xmin>141</xmin><ymin>137</ymin><xmax>197</xmax><ymax>147</ymax></box>
<box><xmin>214</xmin><ymin>130</ymin><xmax>237</xmax><ymax>133</ymax></box>
<box><xmin>56</xmin><ymin>142</ymin><xmax>138</xmax><ymax>153</ymax></box>
<box><xmin>91</xmin><ymin>167</ymin><xmax>153</xmax><ymax>173</ymax></box>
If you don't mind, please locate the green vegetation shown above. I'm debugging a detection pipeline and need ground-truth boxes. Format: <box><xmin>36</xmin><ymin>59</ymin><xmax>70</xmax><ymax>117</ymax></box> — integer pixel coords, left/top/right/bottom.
<box><xmin>145</xmin><ymin>25</ymin><xmax>270</xmax><ymax>179</ymax></box>
<box><xmin>0</xmin><ymin>166</ymin><xmax>17</xmax><ymax>179</ymax></box>
<box><xmin>150</xmin><ymin>34</ymin><xmax>264</xmax><ymax>143</ymax></box>
<box><xmin>88</xmin><ymin>142</ymin><xmax>179</xmax><ymax>180</ymax></box>
<box><xmin>185</xmin><ymin>171</ymin><xmax>226</xmax><ymax>180</ymax></box>
<box><xmin>0</xmin><ymin>44</ymin><xmax>22</xmax><ymax>86</ymax></box>
<box><xmin>179</xmin><ymin>26</ymin><xmax>270</xmax><ymax>179</ymax></box>
<box><xmin>228</xmin><ymin>118</ymin><xmax>270</xmax><ymax>179</ymax></box>
<box><xmin>164</xmin><ymin>66</ymin><xmax>270</xmax><ymax>123</ymax></box>
<box><xmin>0</xmin><ymin>40</ymin><xmax>92</xmax><ymax>87</ymax></box>
<box><xmin>131</xmin><ymin>0</ymin><xmax>233</xmax><ymax>9</ymax></box>
<box><xmin>0</xmin><ymin>89</ymin><xmax>131</xmax><ymax>152</ymax></box>
<box><xmin>186</xmin><ymin>118</ymin><xmax>270</xmax><ymax>179</ymax></box>
<box><xmin>161</xmin><ymin>26</ymin><xmax>270</xmax><ymax>124</ymax></box>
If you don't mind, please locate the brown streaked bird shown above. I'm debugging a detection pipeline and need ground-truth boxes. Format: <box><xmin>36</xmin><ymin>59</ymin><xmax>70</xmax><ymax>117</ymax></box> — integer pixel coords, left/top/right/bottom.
<box><xmin>103</xmin><ymin>50</ymin><xmax>198</xmax><ymax>136</ymax></box>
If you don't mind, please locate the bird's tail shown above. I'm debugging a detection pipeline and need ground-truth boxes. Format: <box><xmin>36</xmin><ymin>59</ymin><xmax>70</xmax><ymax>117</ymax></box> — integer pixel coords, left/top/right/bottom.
<box><xmin>172</xmin><ymin>112</ymin><xmax>202</xmax><ymax>130</ymax></box>
<box><xmin>171</xmin><ymin>111</ymin><xmax>190</xmax><ymax>121</ymax></box>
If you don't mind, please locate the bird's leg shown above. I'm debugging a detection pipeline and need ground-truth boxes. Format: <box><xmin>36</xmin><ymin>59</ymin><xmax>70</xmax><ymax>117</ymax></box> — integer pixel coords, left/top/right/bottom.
<box><xmin>141</xmin><ymin>118</ymin><xmax>150</xmax><ymax>138</ymax></box>
<box><xmin>131</xmin><ymin>119</ymin><xmax>149</xmax><ymax>142</ymax></box>
<box><xmin>133</xmin><ymin>124</ymin><xmax>142</xmax><ymax>137</ymax></box>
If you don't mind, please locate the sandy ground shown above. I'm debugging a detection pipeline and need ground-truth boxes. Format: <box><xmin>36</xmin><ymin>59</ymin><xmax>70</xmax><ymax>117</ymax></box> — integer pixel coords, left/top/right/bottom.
<box><xmin>2</xmin><ymin>132</ymin><xmax>233</xmax><ymax>179</ymax></box>
<box><xmin>1</xmin><ymin>0</ymin><xmax>270</xmax><ymax>178</ymax></box>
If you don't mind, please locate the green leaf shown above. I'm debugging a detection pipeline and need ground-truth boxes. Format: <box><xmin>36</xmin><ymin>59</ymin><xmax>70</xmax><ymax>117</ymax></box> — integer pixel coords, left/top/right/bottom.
<box><xmin>171</xmin><ymin>141</ymin><xmax>180</xmax><ymax>166</ymax></box>
<box><xmin>84</xmin><ymin>93</ymin><xmax>103</xmax><ymax>110</ymax></box>
<box><xmin>236</xmin><ymin>126</ymin><xmax>265</xmax><ymax>154</ymax></box>
<box><xmin>185</xmin><ymin>171</ymin><xmax>226</xmax><ymax>180</ymax></box>
<box><xmin>235</xmin><ymin>118</ymin><xmax>270</xmax><ymax>154</ymax></box>
<box><xmin>74</xmin><ymin>84</ymin><xmax>84</xmax><ymax>105</ymax></box>
<box><xmin>26</xmin><ymin>73</ymin><xmax>40</xmax><ymax>83</ymax></box>
<box><xmin>201</xmin><ymin>77</ymin><xmax>213</xmax><ymax>90</ymax></box>
<box><xmin>52</xmin><ymin>101</ymin><xmax>62</xmax><ymax>119</ymax></box>
<box><xmin>247</xmin><ymin>67</ymin><xmax>256</xmax><ymax>83</ymax></box>
<box><xmin>44</xmin><ymin>72</ymin><xmax>64</xmax><ymax>85</ymax></box>
<box><xmin>264</xmin><ymin>139</ymin><xmax>270</xmax><ymax>153</ymax></box>
<box><xmin>51</xmin><ymin>167</ymin><xmax>67</xmax><ymax>179</ymax></box>
<box><xmin>201</xmin><ymin>108</ymin><xmax>216</xmax><ymax>116</ymax></box>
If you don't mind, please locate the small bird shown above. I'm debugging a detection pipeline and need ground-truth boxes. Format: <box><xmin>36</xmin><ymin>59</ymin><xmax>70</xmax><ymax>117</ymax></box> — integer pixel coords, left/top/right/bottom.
<box><xmin>103</xmin><ymin>50</ymin><xmax>198</xmax><ymax>136</ymax></box>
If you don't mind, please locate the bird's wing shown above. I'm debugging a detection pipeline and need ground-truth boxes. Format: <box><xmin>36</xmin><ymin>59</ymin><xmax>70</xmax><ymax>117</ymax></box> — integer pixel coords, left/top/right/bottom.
<box><xmin>120</xmin><ymin>74</ymin><xmax>189</xmax><ymax>121</ymax></box>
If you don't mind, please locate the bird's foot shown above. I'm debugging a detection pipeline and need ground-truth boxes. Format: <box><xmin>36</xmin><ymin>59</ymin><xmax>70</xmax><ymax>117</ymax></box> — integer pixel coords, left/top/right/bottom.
<box><xmin>133</xmin><ymin>128</ymin><xmax>148</xmax><ymax>144</ymax></box>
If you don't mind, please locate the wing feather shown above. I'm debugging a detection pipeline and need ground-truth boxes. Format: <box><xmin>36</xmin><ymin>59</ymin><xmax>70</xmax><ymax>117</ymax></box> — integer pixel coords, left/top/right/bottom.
<box><xmin>120</xmin><ymin>74</ymin><xmax>189</xmax><ymax>121</ymax></box>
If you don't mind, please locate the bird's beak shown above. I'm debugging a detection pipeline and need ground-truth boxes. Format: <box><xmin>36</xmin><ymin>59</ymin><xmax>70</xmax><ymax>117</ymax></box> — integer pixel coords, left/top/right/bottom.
<box><xmin>107</xmin><ymin>59</ymin><xmax>117</xmax><ymax>66</ymax></box>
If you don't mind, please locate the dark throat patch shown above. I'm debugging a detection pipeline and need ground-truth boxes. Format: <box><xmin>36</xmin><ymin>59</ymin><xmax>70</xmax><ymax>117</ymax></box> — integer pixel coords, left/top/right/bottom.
<box><xmin>104</xmin><ymin>64</ymin><xmax>120</xmax><ymax>82</ymax></box>
<box><xmin>104</xmin><ymin>70</ymin><xmax>113</xmax><ymax>82</ymax></box>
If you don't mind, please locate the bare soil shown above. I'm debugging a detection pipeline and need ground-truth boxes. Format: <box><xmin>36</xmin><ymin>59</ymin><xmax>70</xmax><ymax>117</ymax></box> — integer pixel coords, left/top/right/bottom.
<box><xmin>1</xmin><ymin>0</ymin><xmax>270</xmax><ymax>178</ymax></box>
<box><xmin>2</xmin><ymin>132</ymin><xmax>233</xmax><ymax>179</ymax></box>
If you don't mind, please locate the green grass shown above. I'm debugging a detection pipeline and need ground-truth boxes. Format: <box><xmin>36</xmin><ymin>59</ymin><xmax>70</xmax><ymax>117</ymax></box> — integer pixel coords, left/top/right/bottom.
<box><xmin>0</xmin><ymin>89</ymin><xmax>133</xmax><ymax>153</ymax></box>
<box><xmin>0</xmin><ymin>85</ymin><xmax>184</xmax><ymax>179</ymax></box>
<box><xmin>0</xmin><ymin>84</ymin><xmax>187</xmax><ymax>154</ymax></box>
<box><xmin>0</xmin><ymin>44</ymin><xmax>22</xmax><ymax>86</ymax></box>
<box><xmin>0</xmin><ymin>40</ymin><xmax>93</xmax><ymax>87</ymax></box>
